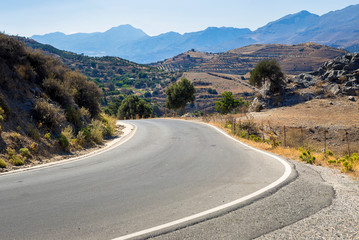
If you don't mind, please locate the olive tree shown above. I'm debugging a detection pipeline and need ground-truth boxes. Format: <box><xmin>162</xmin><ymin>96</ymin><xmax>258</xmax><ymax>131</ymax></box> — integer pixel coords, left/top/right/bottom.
<box><xmin>249</xmin><ymin>59</ymin><xmax>284</xmax><ymax>94</ymax></box>
<box><xmin>215</xmin><ymin>91</ymin><xmax>243</xmax><ymax>114</ymax></box>
<box><xmin>165</xmin><ymin>77</ymin><xmax>195</xmax><ymax>114</ymax></box>
<box><xmin>117</xmin><ymin>95</ymin><xmax>153</xmax><ymax>119</ymax></box>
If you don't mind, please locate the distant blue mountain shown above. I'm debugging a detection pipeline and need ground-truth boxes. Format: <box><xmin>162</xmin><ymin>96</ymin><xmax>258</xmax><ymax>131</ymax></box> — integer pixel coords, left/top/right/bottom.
<box><xmin>32</xmin><ymin>25</ymin><xmax>149</xmax><ymax>56</ymax></box>
<box><xmin>251</xmin><ymin>10</ymin><xmax>320</xmax><ymax>43</ymax></box>
<box><xmin>31</xmin><ymin>4</ymin><xmax>359</xmax><ymax>63</ymax></box>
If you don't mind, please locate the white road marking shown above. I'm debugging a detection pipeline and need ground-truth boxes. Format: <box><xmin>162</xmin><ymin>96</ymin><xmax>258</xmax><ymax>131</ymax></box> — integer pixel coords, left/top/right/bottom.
<box><xmin>0</xmin><ymin>122</ymin><xmax>136</xmax><ymax>176</ymax></box>
<box><xmin>113</xmin><ymin>121</ymin><xmax>292</xmax><ymax>240</ymax></box>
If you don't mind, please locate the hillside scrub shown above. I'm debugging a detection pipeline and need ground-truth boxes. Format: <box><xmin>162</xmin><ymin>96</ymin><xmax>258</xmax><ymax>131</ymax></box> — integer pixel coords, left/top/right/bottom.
<box><xmin>18</xmin><ymin>35</ymin><xmax>179</xmax><ymax>116</ymax></box>
<box><xmin>0</xmin><ymin>33</ymin><xmax>117</xmax><ymax>171</ymax></box>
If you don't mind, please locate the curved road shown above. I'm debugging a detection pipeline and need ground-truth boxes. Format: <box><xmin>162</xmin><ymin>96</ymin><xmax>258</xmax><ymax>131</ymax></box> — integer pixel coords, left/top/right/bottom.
<box><xmin>0</xmin><ymin>119</ymin><xmax>291</xmax><ymax>240</ymax></box>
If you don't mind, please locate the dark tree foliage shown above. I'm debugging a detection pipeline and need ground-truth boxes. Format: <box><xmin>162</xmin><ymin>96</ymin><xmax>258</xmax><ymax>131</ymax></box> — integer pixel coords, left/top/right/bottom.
<box><xmin>249</xmin><ymin>59</ymin><xmax>284</xmax><ymax>93</ymax></box>
<box><xmin>104</xmin><ymin>96</ymin><xmax>124</xmax><ymax>116</ymax></box>
<box><xmin>215</xmin><ymin>91</ymin><xmax>243</xmax><ymax>114</ymax></box>
<box><xmin>42</xmin><ymin>78</ymin><xmax>74</xmax><ymax>107</ymax></box>
<box><xmin>65</xmin><ymin>71</ymin><xmax>103</xmax><ymax>117</ymax></box>
<box><xmin>165</xmin><ymin>77</ymin><xmax>195</xmax><ymax>113</ymax></box>
<box><xmin>207</xmin><ymin>88</ymin><xmax>218</xmax><ymax>94</ymax></box>
<box><xmin>117</xmin><ymin>95</ymin><xmax>153</xmax><ymax>119</ymax></box>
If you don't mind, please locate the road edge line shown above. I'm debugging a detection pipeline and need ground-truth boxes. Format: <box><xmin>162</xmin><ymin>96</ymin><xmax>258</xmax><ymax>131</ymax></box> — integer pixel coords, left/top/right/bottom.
<box><xmin>0</xmin><ymin>122</ymin><xmax>137</xmax><ymax>176</ymax></box>
<box><xmin>112</xmin><ymin>120</ymin><xmax>293</xmax><ymax>240</ymax></box>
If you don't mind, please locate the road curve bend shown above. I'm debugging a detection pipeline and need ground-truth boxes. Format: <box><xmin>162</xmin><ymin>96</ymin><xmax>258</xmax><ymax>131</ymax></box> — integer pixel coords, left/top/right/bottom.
<box><xmin>0</xmin><ymin>119</ymin><xmax>293</xmax><ymax>240</ymax></box>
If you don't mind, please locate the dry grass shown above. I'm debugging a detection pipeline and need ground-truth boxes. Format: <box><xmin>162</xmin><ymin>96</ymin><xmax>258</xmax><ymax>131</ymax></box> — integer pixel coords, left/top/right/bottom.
<box><xmin>206</xmin><ymin>119</ymin><xmax>359</xmax><ymax>179</ymax></box>
<box><xmin>183</xmin><ymin>72</ymin><xmax>253</xmax><ymax>95</ymax></box>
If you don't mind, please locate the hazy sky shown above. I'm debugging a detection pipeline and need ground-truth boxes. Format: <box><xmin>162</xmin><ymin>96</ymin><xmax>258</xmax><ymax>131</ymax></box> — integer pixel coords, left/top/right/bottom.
<box><xmin>1</xmin><ymin>0</ymin><xmax>359</xmax><ymax>37</ymax></box>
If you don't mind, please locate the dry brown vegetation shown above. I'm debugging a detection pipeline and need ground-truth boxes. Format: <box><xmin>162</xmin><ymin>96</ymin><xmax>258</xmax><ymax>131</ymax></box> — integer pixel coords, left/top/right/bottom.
<box><xmin>155</xmin><ymin>43</ymin><xmax>347</xmax><ymax>75</ymax></box>
<box><xmin>182</xmin><ymin>72</ymin><xmax>254</xmax><ymax>112</ymax></box>
<box><xmin>201</xmin><ymin>98</ymin><xmax>359</xmax><ymax>178</ymax></box>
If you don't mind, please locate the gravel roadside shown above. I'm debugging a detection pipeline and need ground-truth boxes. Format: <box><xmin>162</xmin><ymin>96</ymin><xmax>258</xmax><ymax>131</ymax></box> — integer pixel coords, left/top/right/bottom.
<box><xmin>149</xmin><ymin>160</ymin><xmax>358</xmax><ymax>240</ymax></box>
<box><xmin>257</xmin><ymin>164</ymin><xmax>359</xmax><ymax>240</ymax></box>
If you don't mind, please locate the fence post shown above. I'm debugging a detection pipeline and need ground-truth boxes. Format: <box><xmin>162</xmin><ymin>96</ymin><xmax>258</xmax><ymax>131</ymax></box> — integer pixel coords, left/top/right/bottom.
<box><xmin>300</xmin><ymin>127</ymin><xmax>304</xmax><ymax>147</ymax></box>
<box><xmin>232</xmin><ymin>118</ymin><xmax>236</xmax><ymax>135</ymax></box>
<box><xmin>283</xmin><ymin>126</ymin><xmax>287</xmax><ymax>147</ymax></box>
<box><xmin>346</xmin><ymin>131</ymin><xmax>351</xmax><ymax>156</ymax></box>
<box><xmin>324</xmin><ymin>129</ymin><xmax>327</xmax><ymax>158</ymax></box>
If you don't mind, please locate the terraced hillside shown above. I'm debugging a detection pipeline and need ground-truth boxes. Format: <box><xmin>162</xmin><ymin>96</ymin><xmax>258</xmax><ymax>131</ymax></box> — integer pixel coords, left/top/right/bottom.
<box><xmin>154</xmin><ymin>43</ymin><xmax>347</xmax><ymax>75</ymax></box>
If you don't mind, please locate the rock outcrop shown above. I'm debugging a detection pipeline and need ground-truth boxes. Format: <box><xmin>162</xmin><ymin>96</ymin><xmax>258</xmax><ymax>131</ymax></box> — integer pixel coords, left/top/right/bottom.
<box><xmin>249</xmin><ymin>53</ymin><xmax>359</xmax><ymax>112</ymax></box>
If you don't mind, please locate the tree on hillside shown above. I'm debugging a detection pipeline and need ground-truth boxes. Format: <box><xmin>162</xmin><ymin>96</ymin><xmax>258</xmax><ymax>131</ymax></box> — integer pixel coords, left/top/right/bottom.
<box><xmin>117</xmin><ymin>95</ymin><xmax>153</xmax><ymax>119</ymax></box>
<box><xmin>249</xmin><ymin>59</ymin><xmax>284</xmax><ymax>94</ymax></box>
<box><xmin>215</xmin><ymin>91</ymin><xmax>243</xmax><ymax>114</ymax></box>
<box><xmin>104</xmin><ymin>96</ymin><xmax>124</xmax><ymax>116</ymax></box>
<box><xmin>165</xmin><ymin>77</ymin><xmax>196</xmax><ymax>114</ymax></box>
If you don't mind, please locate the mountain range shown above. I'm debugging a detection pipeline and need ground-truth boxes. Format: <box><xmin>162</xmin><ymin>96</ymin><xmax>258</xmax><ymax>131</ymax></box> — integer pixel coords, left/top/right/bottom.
<box><xmin>31</xmin><ymin>4</ymin><xmax>359</xmax><ymax>64</ymax></box>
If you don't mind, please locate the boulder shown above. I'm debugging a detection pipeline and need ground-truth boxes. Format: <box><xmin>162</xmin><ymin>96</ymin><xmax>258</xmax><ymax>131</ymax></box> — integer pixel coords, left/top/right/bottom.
<box><xmin>348</xmin><ymin>96</ymin><xmax>356</xmax><ymax>101</ymax></box>
<box><xmin>342</xmin><ymin>86</ymin><xmax>359</xmax><ymax>96</ymax></box>
<box><xmin>325</xmin><ymin>70</ymin><xmax>339</xmax><ymax>82</ymax></box>
<box><xmin>326</xmin><ymin>84</ymin><xmax>341</xmax><ymax>96</ymax></box>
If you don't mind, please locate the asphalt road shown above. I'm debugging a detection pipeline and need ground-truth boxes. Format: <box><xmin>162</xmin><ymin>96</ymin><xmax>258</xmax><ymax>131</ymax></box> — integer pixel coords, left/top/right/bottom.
<box><xmin>0</xmin><ymin>119</ymin><xmax>292</xmax><ymax>240</ymax></box>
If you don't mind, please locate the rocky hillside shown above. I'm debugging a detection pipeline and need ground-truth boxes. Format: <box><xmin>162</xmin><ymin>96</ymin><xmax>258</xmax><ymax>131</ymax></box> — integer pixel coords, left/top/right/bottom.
<box><xmin>155</xmin><ymin>43</ymin><xmax>347</xmax><ymax>75</ymax></box>
<box><xmin>292</xmin><ymin>53</ymin><xmax>359</xmax><ymax>98</ymax></box>
<box><xmin>250</xmin><ymin>53</ymin><xmax>359</xmax><ymax>111</ymax></box>
<box><xmin>0</xmin><ymin>33</ymin><xmax>116</xmax><ymax>171</ymax></box>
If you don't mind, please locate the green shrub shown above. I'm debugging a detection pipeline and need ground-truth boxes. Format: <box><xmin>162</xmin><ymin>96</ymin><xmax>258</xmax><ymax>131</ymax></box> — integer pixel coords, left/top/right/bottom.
<box><xmin>26</xmin><ymin>124</ymin><xmax>41</xmax><ymax>141</ymax></box>
<box><xmin>117</xmin><ymin>95</ymin><xmax>153</xmax><ymax>119</ymax></box>
<box><xmin>89</xmin><ymin>119</ymin><xmax>103</xmax><ymax>144</ymax></box>
<box><xmin>239</xmin><ymin>130</ymin><xmax>248</xmax><ymax>138</ymax></box>
<box><xmin>58</xmin><ymin>134</ymin><xmax>69</xmax><ymax>150</ymax></box>
<box><xmin>342</xmin><ymin>161</ymin><xmax>353</xmax><ymax>172</ymax></box>
<box><xmin>76</xmin><ymin>129</ymin><xmax>87</xmax><ymax>147</ymax></box>
<box><xmin>249</xmin><ymin>135</ymin><xmax>262</xmax><ymax>142</ymax></box>
<box><xmin>30</xmin><ymin>142</ymin><xmax>38</xmax><ymax>152</ymax></box>
<box><xmin>0</xmin><ymin>158</ymin><xmax>7</xmax><ymax>168</ymax></box>
<box><xmin>20</xmin><ymin>148</ymin><xmax>30</xmax><ymax>157</ymax></box>
<box><xmin>102</xmin><ymin>115</ymin><xmax>117</xmax><ymax>138</ymax></box>
<box><xmin>33</xmin><ymin>100</ymin><xmax>66</xmax><ymax>130</ymax></box>
<box><xmin>299</xmin><ymin>150</ymin><xmax>316</xmax><ymax>164</ymax></box>
<box><xmin>44</xmin><ymin>132</ymin><xmax>51</xmax><ymax>139</ymax></box>
<box><xmin>79</xmin><ymin>107</ymin><xmax>91</xmax><ymax>120</ymax></box>
<box><xmin>0</xmin><ymin>106</ymin><xmax>5</xmax><ymax>122</ymax></box>
<box><xmin>224</xmin><ymin>121</ymin><xmax>232</xmax><ymax>129</ymax></box>
<box><xmin>337</xmin><ymin>153</ymin><xmax>358</xmax><ymax>172</ymax></box>
<box><xmin>10</xmin><ymin>132</ymin><xmax>21</xmax><ymax>141</ymax></box>
<box><xmin>11</xmin><ymin>155</ymin><xmax>24</xmax><ymax>166</ymax></box>
<box><xmin>65</xmin><ymin>71</ymin><xmax>102</xmax><ymax>117</ymax></box>
<box><xmin>0</xmin><ymin>94</ymin><xmax>10</xmax><ymax>116</ymax></box>
<box><xmin>269</xmin><ymin>131</ymin><xmax>281</xmax><ymax>149</ymax></box>
<box><xmin>61</xmin><ymin>125</ymin><xmax>74</xmax><ymax>140</ymax></box>
<box><xmin>65</xmin><ymin>106</ymin><xmax>81</xmax><ymax>127</ymax></box>
<box><xmin>42</xmin><ymin>77</ymin><xmax>73</xmax><ymax>107</ymax></box>
<box><xmin>6</xmin><ymin>147</ymin><xmax>16</xmax><ymax>158</ymax></box>
<box><xmin>326</xmin><ymin>150</ymin><xmax>334</xmax><ymax>156</ymax></box>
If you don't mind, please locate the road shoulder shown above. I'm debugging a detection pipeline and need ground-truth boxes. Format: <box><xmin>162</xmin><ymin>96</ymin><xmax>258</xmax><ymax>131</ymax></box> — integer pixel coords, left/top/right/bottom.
<box><xmin>150</xmin><ymin>160</ymin><xmax>337</xmax><ymax>240</ymax></box>
<box><xmin>0</xmin><ymin>122</ymin><xmax>135</xmax><ymax>176</ymax></box>
<box><xmin>257</xmin><ymin>163</ymin><xmax>359</xmax><ymax>240</ymax></box>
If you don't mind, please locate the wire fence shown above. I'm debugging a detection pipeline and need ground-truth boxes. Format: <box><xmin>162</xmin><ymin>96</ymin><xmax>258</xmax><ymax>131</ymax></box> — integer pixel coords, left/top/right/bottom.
<box><xmin>202</xmin><ymin>114</ymin><xmax>359</xmax><ymax>156</ymax></box>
